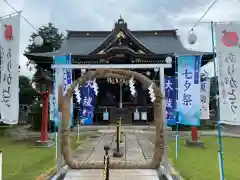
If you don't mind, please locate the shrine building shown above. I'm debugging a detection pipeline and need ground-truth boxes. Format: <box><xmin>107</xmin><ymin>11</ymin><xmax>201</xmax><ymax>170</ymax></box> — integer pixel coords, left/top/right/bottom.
<box><xmin>24</xmin><ymin>17</ymin><xmax>213</xmax><ymax>125</ymax></box>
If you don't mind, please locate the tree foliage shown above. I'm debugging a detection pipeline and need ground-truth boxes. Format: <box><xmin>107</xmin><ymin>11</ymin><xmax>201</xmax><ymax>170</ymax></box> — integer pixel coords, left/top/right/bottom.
<box><xmin>25</xmin><ymin>22</ymin><xmax>64</xmax><ymax>68</ymax></box>
<box><xmin>25</xmin><ymin>22</ymin><xmax>64</xmax><ymax>54</ymax></box>
<box><xmin>19</xmin><ymin>75</ymin><xmax>32</xmax><ymax>89</ymax></box>
<box><xmin>19</xmin><ymin>75</ymin><xmax>40</xmax><ymax>105</ymax></box>
<box><xmin>24</xmin><ymin>22</ymin><xmax>64</xmax><ymax>87</ymax></box>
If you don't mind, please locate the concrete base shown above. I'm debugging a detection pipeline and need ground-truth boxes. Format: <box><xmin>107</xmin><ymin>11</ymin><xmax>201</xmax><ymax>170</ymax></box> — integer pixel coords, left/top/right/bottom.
<box><xmin>185</xmin><ymin>139</ymin><xmax>205</xmax><ymax>148</ymax></box>
<box><xmin>157</xmin><ymin>165</ymin><xmax>174</xmax><ymax>180</ymax></box>
<box><xmin>36</xmin><ymin>139</ymin><xmax>55</xmax><ymax>147</ymax></box>
<box><xmin>113</xmin><ymin>151</ymin><xmax>123</xmax><ymax>157</ymax></box>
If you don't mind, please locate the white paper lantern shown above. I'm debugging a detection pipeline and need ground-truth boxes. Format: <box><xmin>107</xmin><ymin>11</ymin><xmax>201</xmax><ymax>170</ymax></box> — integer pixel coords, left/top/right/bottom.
<box><xmin>33</xmin><ymin>36</ymin><xmax>44</xmax><ymax>47</ymax></box>
<box><xmin>165</xmin><ymin>56</ymin><xmax>172</xmax><ymax>64</ymax></box>
<box><xmin>81</xmin><ymin>69</ymin><xmax>86</xmax><ymax>74</ymax></box>
<box><xmin>146</xmin><ymin>71</ymin><xmax>150</xmax><ymax>76</ymax></box>
<box><xmin>188</xmin><ymin>32</ymin><xmax>197</xmax><ymax>45</ymax></box>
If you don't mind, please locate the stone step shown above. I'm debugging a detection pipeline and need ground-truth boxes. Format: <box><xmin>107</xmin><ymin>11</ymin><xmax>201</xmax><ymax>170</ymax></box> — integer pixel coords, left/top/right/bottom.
<box><xmin>64</xmin><ymin>169</ymin><xmax>159</xmax><ymax>180</ymax></box>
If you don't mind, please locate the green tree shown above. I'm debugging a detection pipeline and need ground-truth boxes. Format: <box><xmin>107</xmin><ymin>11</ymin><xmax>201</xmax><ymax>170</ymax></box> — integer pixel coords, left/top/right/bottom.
<box><xmin>19</xmin><ymin>75</ymin><xmax>32</xmax><ymax>89</ymax></box>
<box><xmin>25</xmin><ymin>22</ymin><xmax>64</xmax><ymax>54</ymax></box>
<box><xmin>24</xmin><ymin>23</ymin><xmax>64</xmax><ymax>131</ymax></box>
<box><xmin>25</xmin><ymin>23</ymin><xmax>64</xmax><ymax>84</ymax></box>
<box><xmin>19</xmin><ymin>75</ymin><xmax>40</xmax><ymax>105</ymax></box>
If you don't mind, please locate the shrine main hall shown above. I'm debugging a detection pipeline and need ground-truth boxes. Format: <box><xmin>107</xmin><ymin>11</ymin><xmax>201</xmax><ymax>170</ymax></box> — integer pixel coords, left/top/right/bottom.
<box><xmin>25</xmin><ymin>17</ymin><xmax>212</xmax><ymax>125</ymax></box>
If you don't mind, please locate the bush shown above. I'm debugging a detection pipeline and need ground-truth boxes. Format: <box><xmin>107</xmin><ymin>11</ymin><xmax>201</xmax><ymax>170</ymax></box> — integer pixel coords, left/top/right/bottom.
<box><xmin>30</xmin><ymin>102</ymin><xmax>42</xmax><ymax>131</ymax></box>
<box><xmin>29</xmin><ymin>102</ymin><xmax>58</xmax><ymax>132</ymax></box>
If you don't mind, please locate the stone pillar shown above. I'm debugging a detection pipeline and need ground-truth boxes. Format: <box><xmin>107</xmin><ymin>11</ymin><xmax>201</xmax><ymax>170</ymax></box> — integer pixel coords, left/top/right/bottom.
<box><xmin>191</xmin><ymin>127</ymin><xmax>198</xmax><ymax>141</ymax></box>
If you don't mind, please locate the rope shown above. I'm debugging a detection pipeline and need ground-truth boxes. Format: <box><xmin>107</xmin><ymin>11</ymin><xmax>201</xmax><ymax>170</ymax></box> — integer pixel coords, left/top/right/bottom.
<box><xmin>3</xmin><ymin>0</ymin><xmax>38</xmax><ymax>31</ymax></box>
<box><xmin>190</xmin><ymin>0</ymin><xmax>219</xmax><ymax>31</ymax></box>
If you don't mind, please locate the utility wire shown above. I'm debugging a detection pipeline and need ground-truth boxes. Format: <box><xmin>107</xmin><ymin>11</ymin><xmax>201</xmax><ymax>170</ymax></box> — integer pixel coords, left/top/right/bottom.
<box><xmin>190</xmin><ymin>0</ymin><xmax>219</xmax><ymax>31</ymax></box>
<box><xmin>3</xmin><ymin>0</ymin><xmax>38</xmax><ymax>32</ymax></box>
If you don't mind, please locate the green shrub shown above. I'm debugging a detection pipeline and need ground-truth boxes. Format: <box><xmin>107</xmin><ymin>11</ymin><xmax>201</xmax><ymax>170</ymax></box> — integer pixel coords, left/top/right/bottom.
<box><xmin>30</xmin><ymin>102</ymin><xmax>42</xmax><ymax>131</ymax></box>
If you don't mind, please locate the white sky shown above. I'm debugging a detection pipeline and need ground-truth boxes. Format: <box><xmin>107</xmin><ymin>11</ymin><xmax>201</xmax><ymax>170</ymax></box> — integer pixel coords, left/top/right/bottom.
<box><xmin>0</xmin><ymin>0</ymin><xmax>240</xmax><ymax>78</ymax></box>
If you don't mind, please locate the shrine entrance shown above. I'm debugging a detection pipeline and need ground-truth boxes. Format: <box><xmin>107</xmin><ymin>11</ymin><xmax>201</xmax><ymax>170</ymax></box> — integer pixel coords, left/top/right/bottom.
<box><xmin>52</xmin><ymin>63</ymin><xmax>171</xmax><ymax>170</ymax></box>
<box><xmin>94</xmin><ymin>72</ymin><xmax>154</xmax><ymax>125</ymax></box>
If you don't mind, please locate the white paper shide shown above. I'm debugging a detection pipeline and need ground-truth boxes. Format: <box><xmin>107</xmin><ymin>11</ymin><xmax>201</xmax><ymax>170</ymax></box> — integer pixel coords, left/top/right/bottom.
<box><xmin>215</xmin><ymin>23</ymin><xmax>240</xmax><ymax>125</ymax></box>
<box><xmin>0</xmin><ymin>14</ymin><xmax>20</xmax><ymax>124</ymax></box>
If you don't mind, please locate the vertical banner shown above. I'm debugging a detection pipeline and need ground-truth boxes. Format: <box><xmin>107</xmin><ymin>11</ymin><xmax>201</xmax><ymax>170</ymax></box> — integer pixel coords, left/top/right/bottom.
<box><xmin>0</xmin><ymin>14</ymin><xmax>20</xmax><ymax>124</ymax></box>
<box><xmin>65</xmin><ymin>55</ymin><xmax>73</xmax><ymax>127</ymax></box>
<box><xmin>79</xmin><ymin>81</ymin><xmax>97</xmax><ymax>125</ymax></box>
<box><xmin>215</xmin><ymin>23</ymin><xmax>240</xmax><ymax>125</ymax></box>
<box><xmin>165</xmin><ymin>77</ymin><xmax>177</xmax><ymax>126</ymax></box>
<box><xmin>178</xmin><ymin>56</ymin><xmax>201</xmax><ymax>126</ymax></box>
<box><xmin>49</xmin><ymin>93</ymin><xmax>54</xmax><ymax>121</ymax></box>
<box><xmin>54</xmin><ymin>55</ymin><xmax>73</xmax><ymax>127</ymax></box>
<box><xmin>200</xmin><ymin>78</ymin><xmax>210</xmax><ymax>119</ymax></box>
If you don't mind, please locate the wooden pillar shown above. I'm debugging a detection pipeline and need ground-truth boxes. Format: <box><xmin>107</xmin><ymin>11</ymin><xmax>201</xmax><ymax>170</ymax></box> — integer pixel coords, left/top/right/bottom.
<box><xmin>39</xmin><ymin>82</ymin><xmax>51</xmax><ymax>143</ymax></box>
<box><xmin>40</xmin><ymin>91</ymin><xmax>49</xmax><ymax>142</ymax></box>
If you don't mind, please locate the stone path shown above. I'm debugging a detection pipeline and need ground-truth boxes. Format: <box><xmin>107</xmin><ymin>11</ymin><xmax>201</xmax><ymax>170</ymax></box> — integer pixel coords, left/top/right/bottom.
<box><xmin>72</xmin><ymin>129</ymin><xmax>154</xmax><ymax>165</ymax></box>
<box><xmin>64</xmin><ymin>128</ymin><xmax>158</xmax><ymax>179</ymax></box>
<box><xmin>64</xmin><ymin>169</ymin><xmax>159</xmax><ymax>180</ymax></box>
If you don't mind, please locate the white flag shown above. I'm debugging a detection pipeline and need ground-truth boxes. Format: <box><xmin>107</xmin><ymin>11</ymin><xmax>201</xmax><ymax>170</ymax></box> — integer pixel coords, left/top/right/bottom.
<box><xmin>49</xmin><ymin>94</ymin><xmax>54</xmax><ymax>121</ymax></box>
<box><xmin>200</xmin><ymin>78</ymin><xmax>210</xmax><ymax>119</ymax></box>
<box><xmin>0</xmin><ymin>14</ymin><xmax>20</xmax><ymax>124</ymax></box>
<box><xmin>215</xmin><ymin>23</ymin><xmax>240</xmax><ymax>125</ymax></box>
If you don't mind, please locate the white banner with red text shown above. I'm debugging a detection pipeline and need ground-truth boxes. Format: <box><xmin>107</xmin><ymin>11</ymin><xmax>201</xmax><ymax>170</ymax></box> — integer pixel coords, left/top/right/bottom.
<box><xmin>0</xmin><ymin>14</ymin><xmax>20</xmax><ymax>124</ymax></box>
<box><xmin>215</xmin><ymin>23</ymin><xmax>240</xmax><ymax>125</ymax></box>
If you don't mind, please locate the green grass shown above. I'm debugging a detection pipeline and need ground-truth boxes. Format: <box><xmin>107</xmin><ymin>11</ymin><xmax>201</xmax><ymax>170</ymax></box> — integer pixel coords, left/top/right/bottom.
<box><xmin>0</xmin><ymin>132</ymin><xmax>86</xmax><ymax>180</ymax></box>
<box><xmin>168</xmin><ymin>137</ymin><xmax>240</xmax><ymax>180</ymax></box>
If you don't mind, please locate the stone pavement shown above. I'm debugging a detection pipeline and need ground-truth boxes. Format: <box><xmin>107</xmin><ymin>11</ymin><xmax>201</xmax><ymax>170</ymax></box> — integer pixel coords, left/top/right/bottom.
<box><xmin>64</xmin><ymin>128</ymin><xmax>158</xmax><ymax>179</ymax></box>
<box><xmin>72</xmin><ymin>128</ymin><xmax>154</xmax><ymax>166</ymax></box>
<box><xmin>64</xmin><ymin>169</ymin><xmax>159</xmax><ymax>180</ymax></box>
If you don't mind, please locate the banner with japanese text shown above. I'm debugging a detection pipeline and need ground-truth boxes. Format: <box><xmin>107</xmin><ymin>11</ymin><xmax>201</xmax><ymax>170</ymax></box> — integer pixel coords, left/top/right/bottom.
<box><xmin>78</xmin><ymin>81</ymin><xmax>97</xmax><ymax>125</ymax></box>
<box><xmin>177</xmin><ymin>56</ymin><xmax>201</xmax><ymax>126</ymax></box>
<box><xmin>165</xmin><ymin>77</ymin><xmax>177</xmax><ymax>126</ymax></box>
<box><xmin>49</xmin><ymin>93</ymin><xmax>54</xmax><ymax>121</ymax></box>
<box><xmin>200</xmin><ymin>78</ymin><xmax>210</xmax><ymax>119</ymax></box>
<box><xmin>54</xmin><ymin>55</ymin><xmax>73</xmax><ymax>127</ymax></box>
<box><xmin>215</xmin><ymin>23</ymin><xmax>240</xmax><ymax>125</ymax></box>
<box><xmin>0</xmin><ymin>14</ymin><xmax>20</xmax><ymax>124</ymax></box>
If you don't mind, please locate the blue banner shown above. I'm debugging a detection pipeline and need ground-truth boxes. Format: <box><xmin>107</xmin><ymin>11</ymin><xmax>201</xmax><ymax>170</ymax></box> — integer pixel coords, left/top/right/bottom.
<box><xmin>53</xmin><ymin>55</ymin><xmax>73</xmax><ymax>128</ymax></box>
<box><xmin>177</xmin><ymin>56</ymin><xmax>201</xmax><ymax>126</ymax></box>
<box><xmin>78</xmin><ymin>81</ymin><xmax>97</xmax><ymax>125</ymax></box>
<box><xmin>165</xmin><ymin>77</ymin><xmax>177</xmax><ymax>126</ymax></box>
